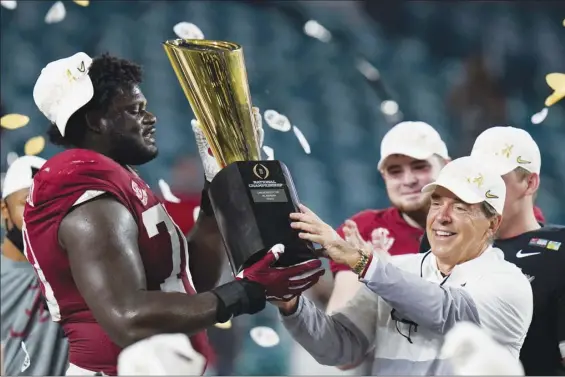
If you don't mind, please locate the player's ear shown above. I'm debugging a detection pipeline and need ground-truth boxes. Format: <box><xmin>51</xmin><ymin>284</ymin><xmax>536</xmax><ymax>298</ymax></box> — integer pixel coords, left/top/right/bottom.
<box><xmin>85</xmin><ymin>111</ymin><xmax>106</xmax><ymax>134</ymax></box>
<box><xmin>1</xmin><ymin>199</ymin><xmax>9</xmax><ymax>223</ymax></box>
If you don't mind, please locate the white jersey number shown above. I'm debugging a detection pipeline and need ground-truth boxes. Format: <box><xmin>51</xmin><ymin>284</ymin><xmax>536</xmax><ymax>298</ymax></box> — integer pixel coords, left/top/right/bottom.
<box><xmin>142</xmin><ymin>204</ymin><xmax>194</xmax><ymax>292</ymax></box>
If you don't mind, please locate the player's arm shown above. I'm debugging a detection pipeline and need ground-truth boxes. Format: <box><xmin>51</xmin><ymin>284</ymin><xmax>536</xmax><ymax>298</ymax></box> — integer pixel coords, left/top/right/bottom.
<box><xmin>185</xmin><ymin>203</ymin><xmax>225</xmax><ymax>292</ymax></box>
<box><xmin>59</xmin><ymin>196</ymin><xmax>261</xmax><ymax>348</ymax></box>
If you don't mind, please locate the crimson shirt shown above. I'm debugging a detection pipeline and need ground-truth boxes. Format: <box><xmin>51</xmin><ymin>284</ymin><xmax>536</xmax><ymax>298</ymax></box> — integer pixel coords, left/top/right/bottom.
<box><xmin>22</xmin><ymin>149</ymin><xmax>212</xmax><ymax>375</ymax></box>
<box><xmin>329</xmin><ymin>207</ymin><xmax>424</xmax><ymax>275</ymax></box>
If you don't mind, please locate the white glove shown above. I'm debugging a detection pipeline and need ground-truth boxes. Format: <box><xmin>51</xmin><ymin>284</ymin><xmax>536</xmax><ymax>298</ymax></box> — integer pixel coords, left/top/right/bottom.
<box><xmin>191</xmin><ymin>107</ymin><xmax>265</xmax><ymax>183</ymax></box>
<box><xmin>191</xmin><ymin>119</ymin><xmax>221</xmax><ymax>183</ymax></box>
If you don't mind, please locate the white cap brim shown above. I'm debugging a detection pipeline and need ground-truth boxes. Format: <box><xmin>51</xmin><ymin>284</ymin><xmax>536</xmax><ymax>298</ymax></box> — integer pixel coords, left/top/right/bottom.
<box><xmin>54</xmin><ymin>79</ymin><xmax>94</xmax><ymax>136</ymax></box>
<box><xmin>2</xmin><ymin>156</ymin><xmax>46</xmax><ymax>199</ymax></box>
<box><xmin>378</xmin><ymin>146</ymin><xmax>437</xmax><ymax>170</ymax></box>
<box><xmin>422</xmin><ymin>180</ymin><xmax>484</xmax><ymax>206</ymax></box>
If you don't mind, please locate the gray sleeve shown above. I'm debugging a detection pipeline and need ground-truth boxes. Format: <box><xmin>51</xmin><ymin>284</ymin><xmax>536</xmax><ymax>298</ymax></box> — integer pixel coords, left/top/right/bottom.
<box><xmin>360</xmin><ymin>256</ymin><xmax>480</xmax><ymax>335</ymax></box>
<box><xmin>280</xmin><ymin>287</ymin><xmax>377</xmax><ymax>366</ymax></box>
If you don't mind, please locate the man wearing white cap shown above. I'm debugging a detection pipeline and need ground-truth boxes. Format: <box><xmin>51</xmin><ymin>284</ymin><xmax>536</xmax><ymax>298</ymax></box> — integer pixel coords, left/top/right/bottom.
<box><xmin>467</xmin><ymin>126</ymin><xmax>565</xmax><ymax>375</ymax></box>
<box><xmin>24</xmin><ymin>52</ymin><xmax>324</xmax><ymax>376</ymax></box>
<box><xmin>1</xmin><ymin>156</ymin><xmax>69</xmax><ymax>375</ymax></box>
<box><xmin>327</xmin><ymin>121</ymin><xmax>449</xmax><ymax>323</ymax></box>
<box><xmin>281</xmin><ymin>156</ymin><xmax>533</xmax><ymax>375</ymax></box>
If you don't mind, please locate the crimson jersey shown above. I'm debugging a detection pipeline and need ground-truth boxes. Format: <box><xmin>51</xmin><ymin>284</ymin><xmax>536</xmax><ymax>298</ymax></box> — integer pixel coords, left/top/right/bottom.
<box><xmin>22</xmin><ymin>149</ymin><xmax>212</xmax><ymax>375</ymax></box>
<box><xmin>329</xmin><ymin>207</ymin><xmax>423</xmax><ymax>275</ymax></box>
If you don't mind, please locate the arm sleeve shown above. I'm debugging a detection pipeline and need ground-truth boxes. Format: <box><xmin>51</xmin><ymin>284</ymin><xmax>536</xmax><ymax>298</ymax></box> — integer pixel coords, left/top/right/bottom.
<box><xmin>280</xmin><ymin>286</ymin><xmax>378</xmax><ymax>366</ymax></box>
<box><xmin>359</xmin><ymin>254</ymin><xmax>533</xmax><ymax>354</ymax></box>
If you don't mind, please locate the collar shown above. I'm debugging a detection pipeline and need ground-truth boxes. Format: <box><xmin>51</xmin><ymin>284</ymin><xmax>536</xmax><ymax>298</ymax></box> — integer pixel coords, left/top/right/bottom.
<box><xmin>423</xmin><ymin>245</ymin><xmax>505</xmax><ymax>281</ymax></box>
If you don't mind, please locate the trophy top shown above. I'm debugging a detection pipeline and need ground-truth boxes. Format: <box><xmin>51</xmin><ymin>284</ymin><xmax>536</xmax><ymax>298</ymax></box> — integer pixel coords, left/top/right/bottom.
<box><xmin>163</xmin><ymin>39</ymin><xmax>241</xmax><ymax>53</ymax></box>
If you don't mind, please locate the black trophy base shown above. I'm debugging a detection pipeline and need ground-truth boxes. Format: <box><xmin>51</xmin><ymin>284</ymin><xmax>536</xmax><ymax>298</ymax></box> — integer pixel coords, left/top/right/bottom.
<box><xmin>208</xmin><ymin>160</ymin><xmax>316</xmax><ymax>274</ymax></box>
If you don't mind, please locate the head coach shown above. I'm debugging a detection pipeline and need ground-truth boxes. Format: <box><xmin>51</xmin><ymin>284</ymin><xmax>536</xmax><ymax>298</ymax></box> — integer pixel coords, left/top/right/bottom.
<box><xmin>276</xmin><ymin>156</ymin><xmax>534</xmax><ymax>375</ymax></box>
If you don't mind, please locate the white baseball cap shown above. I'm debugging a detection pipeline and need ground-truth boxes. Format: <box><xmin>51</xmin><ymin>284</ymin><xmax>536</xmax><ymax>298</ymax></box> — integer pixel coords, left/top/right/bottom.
<box><xmin>422</xmin><ymin>156</ymin><xmax>506</xmax><ymax>215</ymax></box>
<box><xmin>378</xmin><ymin>121</ymin><xmax>449</xmax><ymax>169</ymax></box>
<box><xmin>117</xmin><ymin>333</ymin><xmax>206</xmax><ymax>375</ymax></box>
<box><xmin>33</xmin><ymin>52</ymin><xmax>94</xmax><ymax>136</ymax></box>
<box><xmin>2</xmin><ymin>156</ymin><xmax>46</xmax><ymax>199</ymax></box>
<box><xmin>471</xmin><ymin>126</ymin><xmax>541</xmax><ymax>175</ymax></box>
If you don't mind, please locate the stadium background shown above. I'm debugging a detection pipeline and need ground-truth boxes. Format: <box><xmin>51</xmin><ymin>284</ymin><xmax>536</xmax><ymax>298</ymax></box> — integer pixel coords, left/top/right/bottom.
<box><xmin>1</xmin><ymin>1</ymin><xmax>564</xmax><ymax>375</ymax></box>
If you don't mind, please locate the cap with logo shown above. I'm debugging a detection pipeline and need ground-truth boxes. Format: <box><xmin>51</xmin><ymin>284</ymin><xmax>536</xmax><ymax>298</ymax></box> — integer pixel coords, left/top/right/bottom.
<box><xmin>421</xmin><ymin>156</ymin><xmax>506</xmax><ymax>215</ymax></box>
<box><xmin>2</xmin><ymin>156</ymin><xmax>46</xmax><ymax>199</ymax></box>
<box><xmin>33</xmin><ymin>52</ymin><xmax>94</xmax><ymax>137</ymax></box>
<box><xmin>378</xmin><ymin>121</ymin><xmax>449</xmax><ymax>169</ymax></box>
<box><xmin>471</xmin><ymin>126</ymin><xmax>541</xmax><ymax>176</ymax></box>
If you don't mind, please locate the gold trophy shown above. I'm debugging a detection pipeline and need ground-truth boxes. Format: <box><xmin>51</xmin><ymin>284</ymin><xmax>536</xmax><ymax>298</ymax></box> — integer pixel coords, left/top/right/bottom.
<box><xmin>163</xmin><ymin>39</ymin><xmax>315</xmax><ymax>274</ymax></box>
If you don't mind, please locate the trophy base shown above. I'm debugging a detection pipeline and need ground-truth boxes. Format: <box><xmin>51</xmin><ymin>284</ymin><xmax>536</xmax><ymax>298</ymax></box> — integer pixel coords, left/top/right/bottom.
<box><xmin>208</xmin><ymin>160</ymin><xmax>316</xmax><ymax>274</ymax></box>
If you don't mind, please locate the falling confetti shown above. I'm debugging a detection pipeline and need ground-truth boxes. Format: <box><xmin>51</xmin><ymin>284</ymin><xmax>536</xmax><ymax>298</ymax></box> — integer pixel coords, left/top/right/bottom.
<box><xmin>173</xmin><ymin>22</ymin><xmax>204</xmax><ymax>40</ymax></box>
<box><xmin>531</xmin><ymin>107</ymin><xmax>548</xmax><ymax>125</ymax></box>
<box><xmin>249</xmin><ymin>326</ymin><xmax>280</xmax><ymax>348</ymax></box>
<box><xmin>1</xmin><ymin>113</ymin><xmax>29</xmax><ymax>130</ymax></box>
<box><xmin>545</xmin><ymin>72</ymin><xmax>565</xmax><ymax>107</ymax></box>
<box><xmin>24</xmin><ymin>136</ymin><xmax>45</xmax><ymax>156</ymax></box>
<box><xmin>73</xmin><ymin>0</ymin><xmax>89</xmax><ymax>6</ymax></box>
<box><xmin>262</xmin><ymin>145</ymin><xmax>275</xmax><ymax>160</ymax></box>
<box><xmin>214</xmin><ymin>320</ymin><xmax>232</xmax><ymax>330</ymax></box>
<box><xmin>158</xmin><ymin>179</ymin><xmax>181</xmax><ymax>203</ymax></box>
<box><xmin>192</xmin><ymin>206</ymin><xmax>200</xmax><ymax>222</ymax></box>
<box><xmin>45</xmin><ymin>1</ymin><xmax>66</xmax><ymax>24</ymax></box>
<box><xmin>292</xmin><ymin>125</ymin><xmax>311</xmax><ymax>154</ymax></box>
<box><xmin>264</xmin><ymin>110</ymin><xmax>291</xmax><ymax>132</ymax></box>
<box><xmin>303</xmin><ymin>20</ymin><xmax>332</xmax><ymax>43</ymax></box>
<box><xmin>6</xmin><ymin>152</ymin><xmax>18</xmax><ymax>166</ymax></box>
<box><xmin>0</xmin><ymin>0</ymin><xmax>17</xmax><ymax>9</ymax></box>
<box><xmin>563</xmin><ymin>18</ymin><xmax>565</xmax><ymax>27</ymax></box>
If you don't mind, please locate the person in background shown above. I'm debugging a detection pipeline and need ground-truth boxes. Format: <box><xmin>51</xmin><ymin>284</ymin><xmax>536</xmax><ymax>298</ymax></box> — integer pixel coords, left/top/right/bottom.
<box><xmin>1</xmin><ymin>156</ymin><xmax>69</xmax><ymax>375</ymax></box>
<box><xmin>463</xmin><ymin>126</ymin><xmax>565</xmax><ymax>375</ymax></box>
<box><xmin>281</xmin><ymin>156</ymin><xmax>533</xmax><ymax>375</ymax></box>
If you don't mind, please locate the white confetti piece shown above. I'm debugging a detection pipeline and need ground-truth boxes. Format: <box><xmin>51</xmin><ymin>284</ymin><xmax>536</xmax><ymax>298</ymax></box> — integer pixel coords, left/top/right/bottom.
<box><xmin>45</xmin><ymin>1</ymin><xmax>66</xmax><ymax>24</ymax></box>
<box><xmin>531</xmin><ymin>107</ymin><xmax>548</xmax><ymax>125</ymax></box>
<box><xmin>292</xmin><ymin>125</ymin><xmax>311</xmax><ymax>154</ymax></box>
<box><xmin>262</xmin><ymin>145</ymin><xmax>274</xmax><ymax>160</ymax></box>
<box><xmin>173</xmin><ymin>22</ymin><xmax>204</xmax><ymax>40</ymax></box>
<box><xmin>264</xmin><ymin>110</ymin><xmax>291</xmax><ymax>132</ymax></box>
<box><xmin>158</xmin><ymin>179</ymin><xmax>181</xmax><ymax>203</ymax></box>
<box><xmin>250</xmin><ymin>326</ymin><xmax>280</xmax><ymax>348</ymax></box>
<box><xmin>0</xmin><ymin>0</ymin><xmax>17</xmax><ymax>10</ymax></box>
<box><xmin>192</xmin><ymin>206</ymin><xmax>200</xmax><ymax>222</ymax></box>
<box><xmin>6</xmin><ymin>152</ymin><xmax>18</xmax><ymax>166</ymax></box>
<box><xmin>303</xmin><ymin>20</ymin><xmax>332</xmax><ymax>43</ymax></box>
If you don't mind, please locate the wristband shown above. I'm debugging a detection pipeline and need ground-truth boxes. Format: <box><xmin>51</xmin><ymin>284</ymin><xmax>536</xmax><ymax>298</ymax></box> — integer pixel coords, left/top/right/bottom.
<box><xmin>211</xmin><ymin>280</ymin><xmax>266</xmax><ymax>323</ymax></box>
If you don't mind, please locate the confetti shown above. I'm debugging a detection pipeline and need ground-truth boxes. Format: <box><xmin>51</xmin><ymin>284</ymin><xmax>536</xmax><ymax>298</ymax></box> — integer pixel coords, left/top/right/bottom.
<box><xmin>214</xmin><ymin>320</ymin><xmax>232</xmax><ymax>330</ymax></box>
<box><xmin>303</xmin><ymin>20</ymin><xmax>332</xmax><ymax>43</ymax></box>
<box><xmin>6</xmin><ymin>152</ymin><xmax>18</xmax><ymax>166</ymax></box>
<box><xmin>0</xmin><ymin>0</ymin><xmax>16</xmax><ymax>10</ymax></box>
<box><xmin>249</xmin><ymin>326</ymin><xmax>280</xmax><ymax>348</ymax></box>
<box><xmin>1</xmin><ymin>114</ymin><xmax>29</xmax><ymax>129</ymax></box>
<box><xmin>158</xmin><ymin>179</ymin><xmax>181</xmax><ymax>203</ymax></box>
<box><xmin>192</xmin><ymin>206</ymin><xmax>200</xmax><ymax>222</ymax></box>
<box><xmin>563</xmin><ymin>19</ymin><xmax>565</xmax><ymax>27</ymax></box>
<box><xmin>531</xmin><ymin>107</ymin><xmax>548</xmax><ymax>125</ymax></box>
<box><xmin>24</xmin><ymin>136</ymin><xmax>45</xmax><ymax>156</ymax></box>
<box><xmin>73</xmin><ymin>0</ymin><xmax>89</xmax><ymax>6</ymax></box>
<box><xmin>263</xmin><ymin>110</ymin><xmax>291</xmax><ymax>132</ymax></box>
<box><xmin>173</xmin><ymin>22</ymin><xmax>204</xmax><ymax>40</ymax></box>
<box><xmin>45</xmin><ymin>1</ymin><xmax>66</xmax><ymax>24</ymax></box>
<box><xmin>262</xmin><ymin>145</ymin><xmax>274</xmax><ymax>160</ymax></box>
<box><xmin>292</xmin><ymin>125</ymin><xmax>311</xmax><ymax>154</ymax></box>
<box><xmin>544</xmin><ymin>72</ymin><xmax>565</xmax><ymax>107</ymax></box>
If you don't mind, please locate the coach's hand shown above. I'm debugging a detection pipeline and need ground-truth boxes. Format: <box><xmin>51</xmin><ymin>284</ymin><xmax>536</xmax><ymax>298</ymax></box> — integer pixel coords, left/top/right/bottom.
<box><xmin>236</xmin><ymin>244</ymin><xmax>325</xmax><ymax>301</ymax></box>
<box><xmin>290</xmin><ymin>204</ymin><xmax>367</xmax><ymax>269</ymax></box>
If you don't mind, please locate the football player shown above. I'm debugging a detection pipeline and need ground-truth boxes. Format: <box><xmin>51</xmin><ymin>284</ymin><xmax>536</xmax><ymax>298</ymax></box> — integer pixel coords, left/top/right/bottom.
<box><xmin>1</xmin><ymin>156</ymin><xmax>69</xmax><ymax>376</ymax></box>
<box><xmin>25</xmin><ymin>52</ymin><xmax>324</xmax><ymax>376</ymax></box>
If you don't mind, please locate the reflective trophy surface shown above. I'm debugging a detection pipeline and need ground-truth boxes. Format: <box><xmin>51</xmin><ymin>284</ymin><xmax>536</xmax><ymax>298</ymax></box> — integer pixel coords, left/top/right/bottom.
<box><xmin>163</xmin><ymin>39</ymin><xmax>316</xmax><ymax>274</ymax></box>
